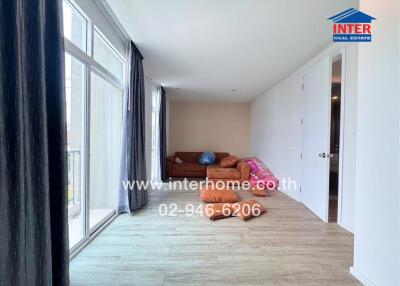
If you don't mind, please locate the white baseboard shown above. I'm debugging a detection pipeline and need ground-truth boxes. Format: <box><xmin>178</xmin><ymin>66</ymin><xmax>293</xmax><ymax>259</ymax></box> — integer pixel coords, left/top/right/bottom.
<box><xmin>278</xmin><ymin>188</ymin><xmax>300</xmax><ymax>201</ymax></box>
<box><xmin>338</xmin><ymin>221</ymin><xmax>353</xmax><ymax>233</ymax></box>
<box><xmin>350</xmin><ymin>267</ymin><xmax>376</xmax><ymax>286</ymax></box>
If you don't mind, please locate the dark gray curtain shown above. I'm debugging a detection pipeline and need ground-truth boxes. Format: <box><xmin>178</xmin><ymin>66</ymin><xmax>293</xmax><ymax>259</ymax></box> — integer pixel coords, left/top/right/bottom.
<box><xmin>117</xmin><ymin>41</ymin><xmax>148</xmax><ymax>212</ymax></box>
<box><xmin>159</xmin><ymin>87</ymin><xmax>167</xmax><ymax>181</ymax></box>
<box><xmin>0</xmin><ymin>0</ymin><xmax>69</xmax><ymax>285</ymax></box>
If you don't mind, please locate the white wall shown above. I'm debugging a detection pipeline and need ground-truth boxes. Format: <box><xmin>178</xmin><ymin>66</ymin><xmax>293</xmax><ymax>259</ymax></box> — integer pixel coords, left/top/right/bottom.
<box><xmin>340</xmin><ymin>43</ymin><xmax>359</xmax><ymax>232</ymax></box>
<box><xmin>351</xmin><ymin>1</ymin><xmax>400</xmax><ymax>285</ymax></box>
<box><xmin>169</xmin><ymin>101</ymin><xmax>250</xmax><ymax>158</ymax></box>
<box><xmin>250</xmin><ymin>43</ymin><xmax>358</xmax><ymax>232</ymax></box>
<box><xmin>250</xmin><ymin>72</ymin><xmax>302</xmax><ymax>201</ymax></box>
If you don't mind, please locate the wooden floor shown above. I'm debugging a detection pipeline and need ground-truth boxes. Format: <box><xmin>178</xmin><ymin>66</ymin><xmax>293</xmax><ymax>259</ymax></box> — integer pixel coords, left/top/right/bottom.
<box><xmin>70</xmin><ymin>187</ymin><xmax>360</xmax><ymax>286</ymax></box>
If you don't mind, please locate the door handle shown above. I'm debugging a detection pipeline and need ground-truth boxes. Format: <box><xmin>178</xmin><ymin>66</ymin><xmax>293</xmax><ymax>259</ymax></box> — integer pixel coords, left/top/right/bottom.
<box><xmin>319</xmin><ymin>153</ymin><xmax>334</xmax><ymax>158</ymax></box>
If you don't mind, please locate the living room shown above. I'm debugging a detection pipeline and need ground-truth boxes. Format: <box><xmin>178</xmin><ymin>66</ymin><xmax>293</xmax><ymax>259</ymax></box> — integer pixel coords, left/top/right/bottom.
<box><xmin>166</xmin><ymin>101</ymin><xmax>250</xmax><ymax>177</ymax></box>
<box><xmin>1</xmin><ymin>1</ymin><xmax>399</xmax><ymax>286</ymax></box>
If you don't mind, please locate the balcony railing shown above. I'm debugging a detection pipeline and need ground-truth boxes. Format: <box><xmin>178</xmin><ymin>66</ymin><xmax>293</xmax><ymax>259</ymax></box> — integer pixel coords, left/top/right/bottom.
<box><xmin>67</xmin><ymin>148</ymin><xmax>81</xmax><ymax>218</ymax></box>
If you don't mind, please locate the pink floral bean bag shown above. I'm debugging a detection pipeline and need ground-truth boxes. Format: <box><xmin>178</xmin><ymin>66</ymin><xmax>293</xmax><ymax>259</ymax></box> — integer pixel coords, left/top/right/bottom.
<box><xmin>242</xmin><ymin>157</ymin><xmax>279</xmax><ymax>190</ymax></box>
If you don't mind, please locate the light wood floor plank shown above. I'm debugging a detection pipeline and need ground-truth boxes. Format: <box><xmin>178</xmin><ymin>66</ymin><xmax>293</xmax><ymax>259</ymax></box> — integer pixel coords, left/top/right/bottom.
<box><xmin>70</xmin><ymin>188</ymin><xmax>360</xmax><ymax>286</ymax></box>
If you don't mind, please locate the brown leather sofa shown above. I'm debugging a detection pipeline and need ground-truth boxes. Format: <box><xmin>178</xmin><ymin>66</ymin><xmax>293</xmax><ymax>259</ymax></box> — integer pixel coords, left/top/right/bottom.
<box><xmin>167</xmin><ymin>152</ymin><xmax>229</xmax><ymax>177</ymax></box>
<box><xmin>167</xmin><ymin>152</ymin><xmax>250</xmax><ymax>184</ymax></box>
<box><xmin>207</xmin><ymin>161</ymin><xmax>249</xmax><ymax>184</ymax></box>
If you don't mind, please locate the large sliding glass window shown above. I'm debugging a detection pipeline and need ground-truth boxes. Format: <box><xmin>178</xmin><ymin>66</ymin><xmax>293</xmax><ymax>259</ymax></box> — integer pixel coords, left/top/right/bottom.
<box><xmin>89</xmin><ymin>72</ymin><xmax>123</xmax><ymax>229</ymax></box>
<box><xmin>65</xmin><ymin>53</ymin><xmax>86</xmax><ymax>248</ymax></box>
<box><xmin>93</xmin><ymin>29</ymin><xmax>125</xmax><ymax>82</ymax></box>
<box><xmin>151</xmin><ymin>86</ymin><xmax>161</xmax><ymax>182</ymax></box>
<box><xmin>63</xmin><ymin>0</ymin><xmax>126</xmax><ymax>252</ymax></box>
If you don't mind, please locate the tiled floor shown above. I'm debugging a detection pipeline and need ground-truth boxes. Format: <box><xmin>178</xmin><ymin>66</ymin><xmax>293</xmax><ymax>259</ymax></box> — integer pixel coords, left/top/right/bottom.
<box><xmin>70</xmin><ymin>188</ymin><xmax>360</xmax><ymax>285</ymax></box>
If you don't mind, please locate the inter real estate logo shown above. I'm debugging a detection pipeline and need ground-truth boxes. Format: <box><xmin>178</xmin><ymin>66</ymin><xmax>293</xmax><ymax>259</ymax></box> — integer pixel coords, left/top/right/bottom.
<box><xmin>328</xmin><ymin>8</ymin><xmax>376</xmax><ymax>42</ymax></box>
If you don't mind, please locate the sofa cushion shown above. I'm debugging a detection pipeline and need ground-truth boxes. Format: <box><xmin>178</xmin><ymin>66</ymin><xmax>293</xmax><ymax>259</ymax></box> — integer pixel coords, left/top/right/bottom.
<box><xmin>251</xmin><ymin>186</ymin><xmax>269</xmax><ymax>197</ymax></box>
<box><xmin>207</xmin><ymin>165</ymin><xmax>241</xmax><ymax>179</ymax></box>
<box><xmin>200</xmin><ymin>186</ymin><xmax>239</xmax><ymax>203</ymax></box>
<box><xmin>220</xmin><ymin>155</ymin><xmax>239</xmax><ymax>168</ymax></box>
<box><xmin>214</xmin><ymin>152</ymin><xmax>230</xmax><ymax>163</ymax></box>
<box><xmin>231</xmin><ymin>200</ymin><xmax>266</xmax><ymax>220</ymax></box>
<box><xmin>173</xmin><ymin>162</ymin><xmax>206</xmax><ymax>173</ymax></box>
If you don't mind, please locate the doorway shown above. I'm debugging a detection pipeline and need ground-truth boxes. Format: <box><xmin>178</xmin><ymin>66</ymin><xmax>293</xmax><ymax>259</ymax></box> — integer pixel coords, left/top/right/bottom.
<box><xmin>300</xmin><ymin>56</ymin><xmax>332</xmax><ymax>222</ymax></box>
<box><xmin>300</xmin><ymin>51</ymin><xmax>345</xmax><ymax>223</ymax></box>
<box><xmin>328</xmin><ymin>55</ymin><xmax>343</xmax><ymax>223</ymax></box>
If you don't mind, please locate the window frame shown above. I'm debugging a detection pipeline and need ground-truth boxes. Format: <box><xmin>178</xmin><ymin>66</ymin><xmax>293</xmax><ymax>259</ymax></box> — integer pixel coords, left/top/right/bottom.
<box><xmin>93</xmin><ymin>26</ymin><xmax>126</xmax><ymax>83</ymax></box>
<box><xmin>63</xmin><ymin>0</ymin><xmax>127</xmax><ymax>256</ymax></box>
<box><xmin>62</xmin><ymin>0</ymin><xmax>89</xmax><ymax>54</ymax></box>
<box><xmin>64</xmin><ymin>0</ymin><xmax>126</xmax><ymax>90</ymax></box>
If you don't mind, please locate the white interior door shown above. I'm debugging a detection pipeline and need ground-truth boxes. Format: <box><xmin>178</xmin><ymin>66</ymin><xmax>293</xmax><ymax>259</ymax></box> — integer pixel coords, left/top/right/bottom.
<box><xmin>301</xmin><ymin>56</ymin><xmax>331</xmax><ymax>222</ymax></box>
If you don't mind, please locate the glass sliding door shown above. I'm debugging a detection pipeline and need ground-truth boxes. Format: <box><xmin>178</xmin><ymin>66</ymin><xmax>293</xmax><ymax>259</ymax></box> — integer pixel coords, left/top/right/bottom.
<box><xmin>65</xmin><ymin>53</ymin><xmax>86</xmax><ymax>249</ymax></box>
<box><xmin>63</xmin><ymin>0</ymin><xmax>126</xmax><ymax>253</ymax></box>
<box><xmin>89</xmin><ymin>72</ymin><xmax>123</xmax><ymax>230</ymax></box>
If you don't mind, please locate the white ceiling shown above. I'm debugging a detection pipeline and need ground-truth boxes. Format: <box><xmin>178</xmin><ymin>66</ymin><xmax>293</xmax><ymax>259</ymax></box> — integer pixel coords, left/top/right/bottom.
<box><xmin>107</xmin><ymin>0</ymin><xmax>357</xmax><ymax>102</ymax></box>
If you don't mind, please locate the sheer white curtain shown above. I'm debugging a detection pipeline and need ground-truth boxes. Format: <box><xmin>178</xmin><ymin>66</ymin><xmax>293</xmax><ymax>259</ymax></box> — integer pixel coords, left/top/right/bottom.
<box><xmin>151</xmin><ymin>85</ymin><xmax>162</xmax><ymax>181</ymax></box>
